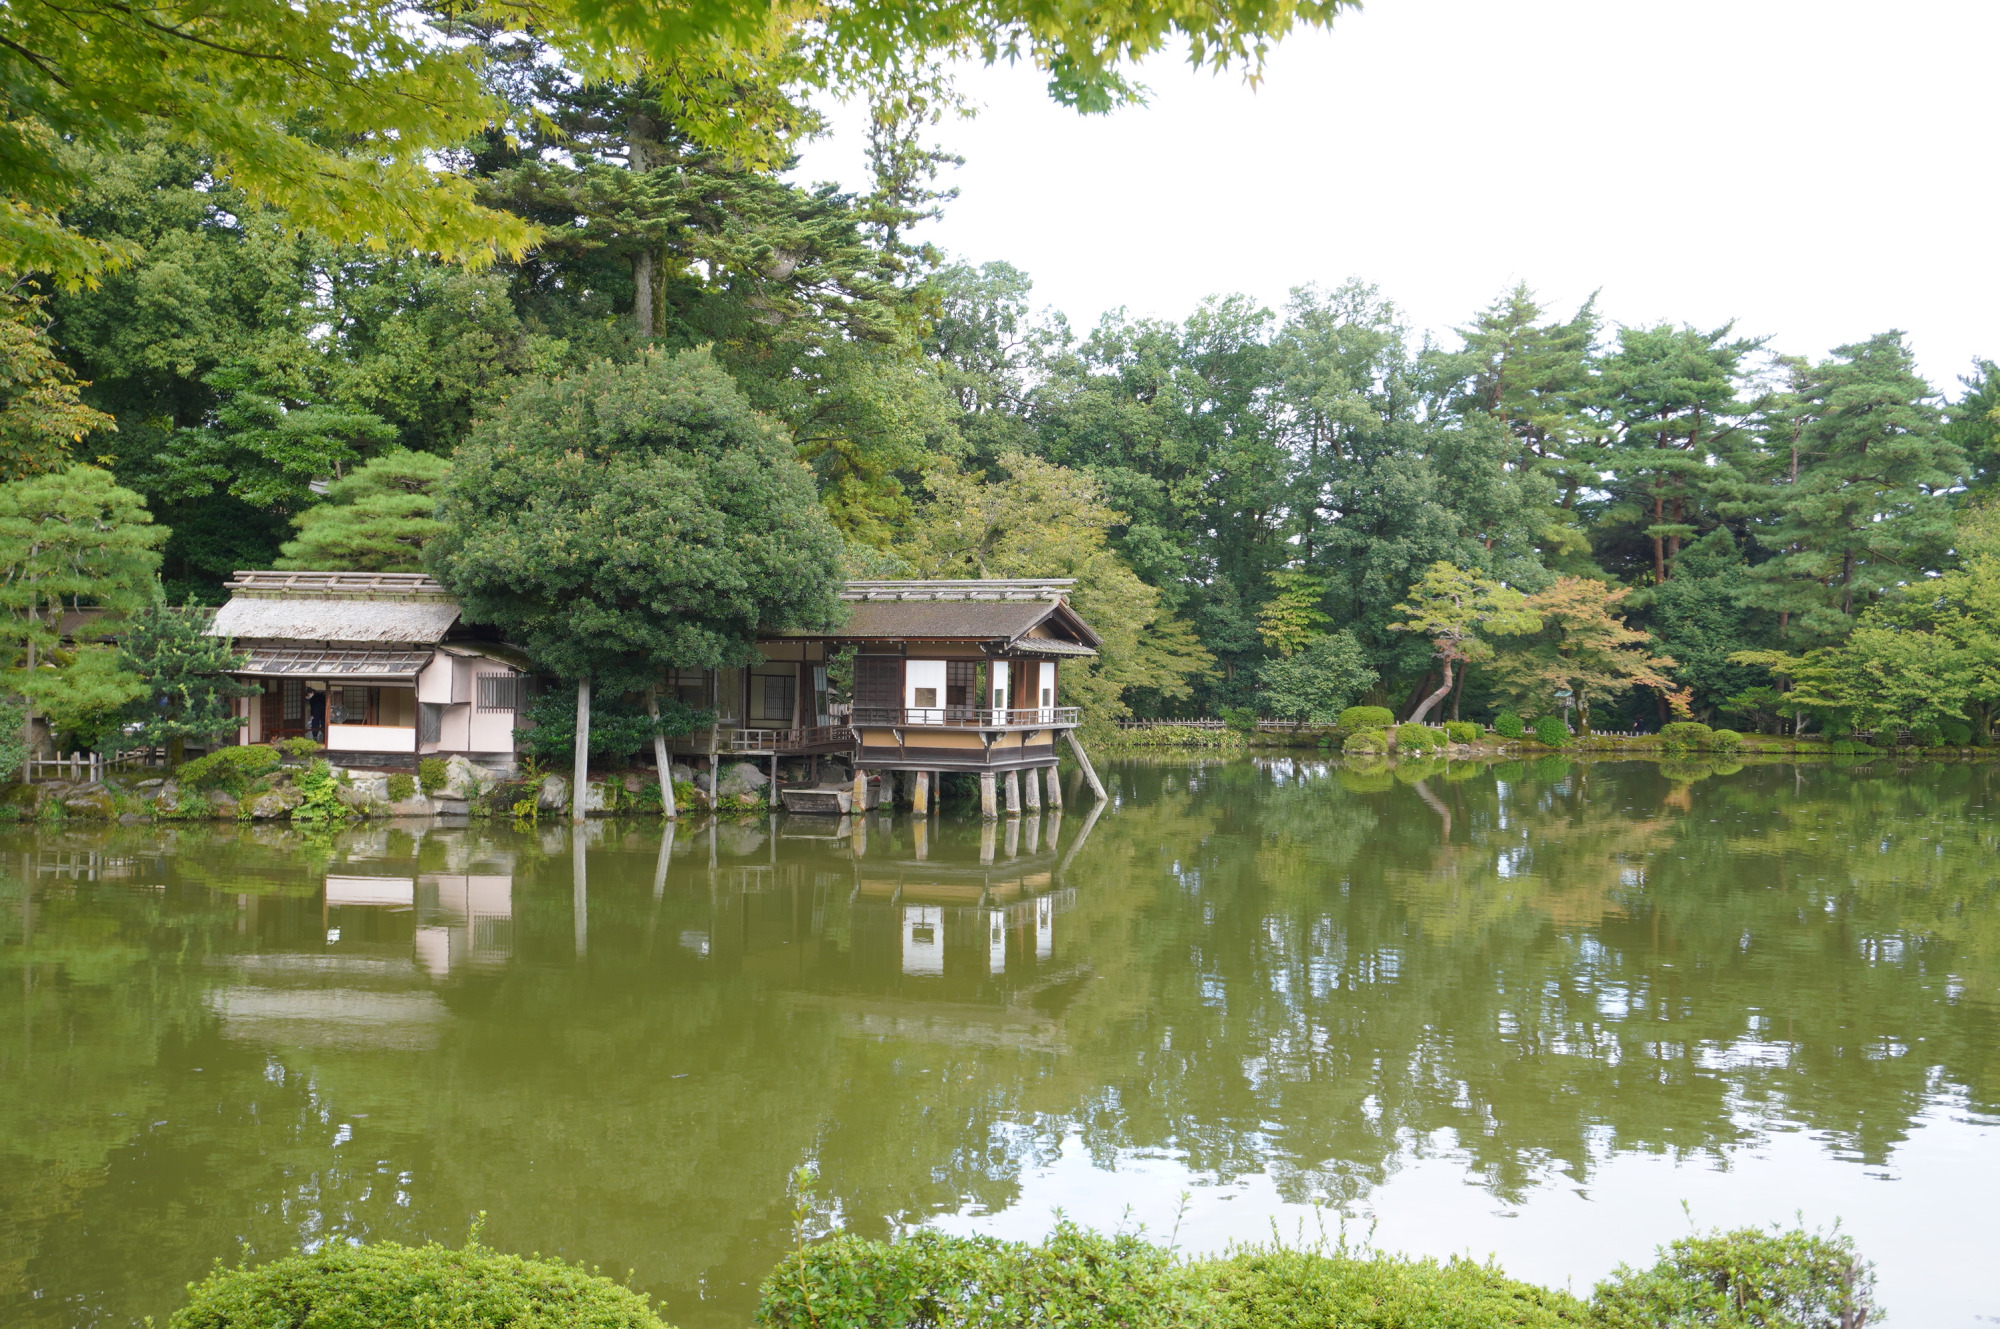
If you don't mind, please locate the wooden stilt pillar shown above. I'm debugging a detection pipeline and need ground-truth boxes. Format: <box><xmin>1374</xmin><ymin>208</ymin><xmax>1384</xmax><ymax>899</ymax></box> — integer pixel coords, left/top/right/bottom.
<box><xmin>979</xmin><ymin>771</ymin><xmax>998</xmax><ymax>820</ymax></box>
<box><xmin>913</xmin><ymin>769</ymin><xmax>930</xmax><ymax>815</ymax></box>
<box><xmin>1023</xmin><ymin>765</ymin><xmax>1042</xmax><ymax>810</ymax></box>
<box><xmin>1004</xmin><ymin>768</ymin><xmax>1022</xmax><ymax>815</ymax></box>
<box><xmin>852</xmin><ymin>767</ymin><xmax>869</xmax><ymax>813</ymax></box>
<box><xmin>1062</xmin><ymin>730</ymin><xmax>1107</xmax><ymax>802</ymax></box>
<box><xmin>1045</xmin><ymin>764</ymin><xmax>1063</xmax><ymax>809</ymax></box>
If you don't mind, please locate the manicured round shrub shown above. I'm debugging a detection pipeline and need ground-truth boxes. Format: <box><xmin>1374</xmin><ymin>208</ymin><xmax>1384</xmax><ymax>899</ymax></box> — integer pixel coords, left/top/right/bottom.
<box><xmin>1491</xmin><ymin>711</ymin><xmax>1526</xmax><ymax>739</ymax></box>
<box><xmin>1337</xmin><ymin>705</ymin><xmax>1395</xmax><ymax>732</ymax></box>
<box><xmin>1343</xmin><ymin>728</ymin><xmax>1390</xmax><ymax>755</ymax></box>
<box><xmin>1395</xmin><ymin>722</ymin><xmax>1439</xmax><ymax>754</ymax></box>
<box><xmin>275</xmin><ymin>736</ymin><xmax>323</xmax><ymax>758</ymax></box>
<box><xmin>1941</xmin><ymin>720</ymin><xmax>1973</xmax><ymax>745</ymax></box>
<box><xmin>174</xmin><ymin>745</ymin><xmax>282</xmax><ymax>793</ymax></box>
<box><xmin>1708</xmin><ymin>727</ymin><xmax>1743</xmax><ymax>754</ymax></box>
<box><xmin>1659</xmin><ymin>721</ymin><xmax>1713</xmax><ymax>751</ymax></box>
<box><xmin>1199</xmin><ymin>1244</ymin><xmax>1590</xmax><ymax>1329</ymax></box>
<box><xmin>171</xmin><ymin>1238</ymin><xmax>668</xmax><ymax>1329</ymax></box>
<box><xmin>1442</xmin><ymin>720</ymin><xmax>1479</xmax><ymax>745</ymax></box>
<box><xmin>1591</xmin><ymin>1225</ymin><xmax>1878</xmax><ymax>1329</ymax></box>
<box><xmin>1531</xmin><ymin>715</ymin><xmax>1568</xmax><ymax>747</ymax></box>
<box><xmin>1909</xmin><ymin>724</ymin><xmax>1943</xmax><ymax>748</ymax></box>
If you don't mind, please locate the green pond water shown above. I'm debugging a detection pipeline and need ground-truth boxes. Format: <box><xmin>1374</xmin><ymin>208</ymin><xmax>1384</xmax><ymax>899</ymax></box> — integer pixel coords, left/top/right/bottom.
<box><xmin>4</xmin><ymin>757</ymin><xmax>1999</xmax><ymax>1327</ymax></box>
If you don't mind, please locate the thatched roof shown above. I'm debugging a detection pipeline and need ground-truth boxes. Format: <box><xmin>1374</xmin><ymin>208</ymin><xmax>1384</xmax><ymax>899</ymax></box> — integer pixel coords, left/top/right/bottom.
<box><xmin>210</xmin><ymin>596</ymin><xmax>460</xmax><ymax>644</ymax></box>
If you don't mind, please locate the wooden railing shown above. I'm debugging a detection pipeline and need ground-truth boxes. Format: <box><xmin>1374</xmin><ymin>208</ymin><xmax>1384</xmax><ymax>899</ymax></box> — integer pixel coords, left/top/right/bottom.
<box><xmin>727</xmin><ymin>725</ymin><xmax>853</xmax><ymax>752</ymax></box>
<box><xmin>850</xmin><ymin>706</ymin><xmax>1081</xmax><ymax>729</ymax></box>
<box><xmin>25</xmin><ymin>748</ymin><xmax>167</xmax><ymax>783</ymax></box>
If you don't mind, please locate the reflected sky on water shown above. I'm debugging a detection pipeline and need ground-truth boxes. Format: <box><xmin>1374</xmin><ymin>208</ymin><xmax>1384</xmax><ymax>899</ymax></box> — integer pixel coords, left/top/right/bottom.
<box><xmin>3</xmin><ymin>757</ymin><xmax>1998</xmax><ymax>1327</ymax></box>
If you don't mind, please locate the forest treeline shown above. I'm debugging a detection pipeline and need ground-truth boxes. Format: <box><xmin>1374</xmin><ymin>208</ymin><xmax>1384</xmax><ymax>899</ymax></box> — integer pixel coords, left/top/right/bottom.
<box><xmin>7</xmin><ymin>17</ymin><xmax>2000</xmax><ymax>745</ymax></box>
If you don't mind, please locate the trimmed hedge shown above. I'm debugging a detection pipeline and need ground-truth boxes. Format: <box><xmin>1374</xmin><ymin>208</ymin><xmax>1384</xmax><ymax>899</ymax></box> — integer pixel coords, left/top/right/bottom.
<box><xmin>1343</xmin><ymin>728</ymin><xmax>1390</xmax><ymax>755</ymax></box>
<box><xmin>175</xmin><ymin>745</ymin><xmax>282</xmax><ymax>793</ymax></box>
<box><xmin>1200</xmin><ymin>1245</ymin><xmax>1590</xmax><ymax>1329</ymax></box>
<box><xmin>1337</xmin><ymin>705</ymin><xmax>1395</xmax><ymax>732</ymax></box>
<box><xmin>1592</xmin><ymin>1225</ymin><xmax>1879</xmax><ymax>1329</ymax></box>
<box><xmin>1442</xmin><ymin>720</ymin><xmax>1479</xmax><ymax>745</ymax></box>
<box><xmin>1659</xmin><ymin>721</ymin><xmax>1713</xmax><ymax>751</ymax></box>
<box><xmin>1492</xmin><ymin>711</ymin><xmax>1526</xmax><ymax>739</ymax></box>
<box><xmin>170</xmin><ymin>1238</ymin><xmax>667</xmax><ymax>1329</ymax></box>
<box><xmin>1709</xmin><ymin>727</ymin><xmax>1744</xmax><ymax>753</ymax></box>
<box><xmin>1532</xmin><ymin>715</ymin><xmax>1568</xmax><ymax>747</ymax></box>
<box><xmin>1394</xmin><ymin>723</ymin><xmax>1440</xmax><ymax>754</ymax></box>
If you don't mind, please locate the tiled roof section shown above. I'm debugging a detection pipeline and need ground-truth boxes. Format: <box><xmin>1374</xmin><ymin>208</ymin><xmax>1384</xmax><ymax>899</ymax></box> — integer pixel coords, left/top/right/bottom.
<box><xmin>841</xmin><ymin>579</ymin><xmax>1075</xmax><ymax>603</ymax></box>
<box><xmin>239</xmin><ymin>647</ymin><xmax>434</xmax><ymax>678</ymax></box>
<box><xmin>837</xmin><ymin>599</ymin><xmax>1058</xmax><ymax>641</ymax></box>
<box><xmin>224</xmin><ymin>570</ymin><xmax>452</xmax><ymax>599</ymax></box>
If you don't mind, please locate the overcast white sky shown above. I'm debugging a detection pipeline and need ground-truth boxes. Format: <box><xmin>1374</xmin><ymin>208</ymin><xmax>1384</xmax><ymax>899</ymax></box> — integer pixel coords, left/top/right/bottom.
<box><xmin>793</xmin><ymin>0</ymin><xmax>1996</xmax><ymax>391</ymax></box>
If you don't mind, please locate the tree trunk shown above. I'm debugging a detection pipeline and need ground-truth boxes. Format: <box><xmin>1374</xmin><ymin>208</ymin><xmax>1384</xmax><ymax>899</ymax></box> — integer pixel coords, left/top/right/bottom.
<box><xmin>1449</xmin><ymin>660</ymin><xmax>1469</xmax><ymax>721</ymax></box>
<box><xmin>1407</xmin><ymin>658</ymin><xmax>1456</xmax><ymax>726</ymax></box>
<box><xmin>646</xmin><ymin>684</ymin><xmax>677</xmax><ymax>819</ymax></box>
<box><xmin>632</xmin><ymin>250</ymin><xmax>655</xmax><ymax>338</ymax></box>
<box><xmin>572</xmin><ymin>678</ymin><xmax>591</xmax><ymax>824</ymax></box>
<box><xmin>1398</xmin><ymin>670</ymin><xmax>1436</xmax><ymax>722</ymax></box>
<box><xmin>20</xmin><ymin>638</ymin><xmax>33</xmax><ymax>782</ymax></box>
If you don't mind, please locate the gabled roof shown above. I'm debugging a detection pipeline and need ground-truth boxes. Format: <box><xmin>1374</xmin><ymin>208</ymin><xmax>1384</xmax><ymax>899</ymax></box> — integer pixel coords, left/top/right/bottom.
<box><xmin>822</xmin><ymin>580</ymin><xmax>1101</xmax><ymax>653</ymax></box>
<box><xmin>210</xmin><ymin>596</ymin><xmax>460</xmax><ymax>644</ymax></box>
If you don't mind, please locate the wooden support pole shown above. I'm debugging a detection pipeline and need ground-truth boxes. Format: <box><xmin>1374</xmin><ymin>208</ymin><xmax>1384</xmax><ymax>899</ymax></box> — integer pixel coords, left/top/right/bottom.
<box><xmin>1022</xmin><ymin>765</ymin><xmax>1042</xmax><ymax>810</ymax></box>
<box><xmin>912</xmin><ymin>769</ymin><xmax>930</xmax><ymax>815</ymax></box>
<box><xmin>979</xmin><ymin>771</ymin><xmax>998</xmax><ymax>820</ymax></box>
<box><xmin>572</xmin><ymin>678</ymin><xmax>592</xmax><ymax>824</ymax></box>
<box><xmin>1044</xmin><ymin>764</ymin><xmax>1063</xmax><ymax>809</ymax></box>
<box><xmin>1062</xmin><ymin>729</ymin><xmax>1107</xmax><ymax>802</ymax></box>
<box><xmin>1004</xmin><ymin>768</ymin><xmax>1022</xmax><ymax>815</ymax></box>
<box><xmin>646</xmin><ymin>686</ymin><xmax>677</xmax><ymax>819</ymax></box>
<box><xmin>852</xmin><ymin>766</ymin><xmax>870</xmax><ymax>813</ymax></box>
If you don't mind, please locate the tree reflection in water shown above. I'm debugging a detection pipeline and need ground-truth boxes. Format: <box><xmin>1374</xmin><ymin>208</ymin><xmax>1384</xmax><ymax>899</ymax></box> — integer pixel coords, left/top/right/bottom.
<box><xmin>2</xmin><ymin>758</ymin><xmax>1997</xmax><ymax>1329</ymax></box>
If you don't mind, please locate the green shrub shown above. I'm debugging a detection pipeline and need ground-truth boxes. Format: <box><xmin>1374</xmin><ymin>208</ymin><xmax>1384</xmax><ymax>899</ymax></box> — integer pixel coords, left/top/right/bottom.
<box><xmin>1337</xmin><ymin>705</ymin><xmax>1395</xmax><ymax>732</ymax></box>
<box><xmin>1442</xmin><ymin>720</ymin><xmax>1479</xmax><ymax>745</ymax></box>
<box><xmin>1395</xmin><ymin>722</ymin><xmax>1438</xmax><ymax>754</ymax></box>
<box><xmin>175</xmin><ymin>745</ymin><xmax>281</xmax><ymax>793</ymax></box>
<box><xmin>1532</xmin><ymin>715</ymin><xmax>1568</xmax><ymax>747</ymax></box>
<box><xmin>274</xmin><ymin>736</ymin><xmax>323</xmax><ymax>758</ymax></box>
<box><xmin>1909</xmin><ymin>724</ymin><xmax>1943</xmax><ymax>748</ymax></box>
<box><xmin>1592</xmin><ymin>1225</ymin><xmax>1878</xmax><ymax>1329</ymax></box>
<box><xmin>1659</xmin><ymin>721</ymin><xmax>1714</xmax><ymax>751</ymax></box>
<box><xmin>291</xmin><ymin>759</ymin><xmax>351</xmax><ymax>825</ymax></box>
<box><xmin>1708</xmin><ymin>727</ymin><xmax>1744</xmax><ymax>753</ymax></box>
<box><xmin>1343</xmin><ymin>728</ymin><xmax>1390</xmax><ymax>755</ymax></box>
<box><xmin>1218</xmin><ymin>705</ymin><xmax>1259</xmax><ymax>734</ymax></box>
<box><xmin>170</xmin><ymin>1236</ymin><xmax>666</xmax><ymax>1329</ymax></box>
<box><xmin>760</xmin><ymin>1225</ymin><xmax>1201</xmax><ymax>1329</ymax></box>
<box><xmin>418</xmin><ymin>755</ymin><xmax>449</xmax><ymax>793</ymax></box>
<box><xmin>385</xmin><ymin>772</ymin><xmax>416</xmax><ymax>801</ymax></box>
<box><xmin>1492</xmin><ymin>711</ymin><xmax>1526</xmax><ymax>739</ymax></box>
<box><xmin>1941</xmin><ymin>720</ymin><xmax>1973</xmax><ymax>745</ymax></box>
<box><xmin>1199</xmin><ymin>1244</ymin><xmax>1590</xmax><ymax>1329</ymax></box>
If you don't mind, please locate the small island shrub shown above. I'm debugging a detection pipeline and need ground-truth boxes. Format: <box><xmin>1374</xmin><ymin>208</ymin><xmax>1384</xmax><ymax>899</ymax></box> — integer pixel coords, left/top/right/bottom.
<box><xmin>170</xmin><ymin>1235</ymin><xmax>667</xmax><ymax>1329</ymax></box>
<box><xmin>385</xmin><ymin>772</ymin><xmax>417</xmax><ymax>802</ymax></box>
<box><xmin>1941</xmin><ymin>720</ymin><xmax>1973</xmax><ymax>745</ymax></box>
<box><xmin>1218</xmin><ymin>706</ymin><xmax>1259</xmax><ymax>734</ymax></box>
<box><xmin>1591</xmin><ymin>1224</ymin><xmax>1879</xmax><ymax>1329</ymax></box>
<box><xmin>1708</xmin><ymin>728</ymin><xmax>1744</xmax><ymax>754</ymax></box>
<box><xmin>1442</xmin><ymin>720</ymin><xmax>1479</xmax><ymax>745</ymax></box>
<box><xmin>1659</xmin><ymin>721</ymin><xmax>1714</xmax><ymax>751</ymax></box>
<box><xmin>1532</xmin><ymin>715</ymin><xmax>1568</xmax><ymax>747</ymax></box>
<box><xmin>1337</xmin><ymin>705</ymin><xmax>1395</xmax><ymax>732</ymax></box>
<box><xmin>175</xmin><ymin>745</ymin><xmax>281</xmax><ymax>794</ymax></box>
<box><xmin>418</xmin><ymin>756</ymin><xmax>450</xmax><ymax>793</ymax></box>
<box><xmin>1394</xmin><ymin>722</ymin><xmax>1439</xmax><ymax>754</ymax></box>
<box><xmin>1343</xmin><ymin>728</ymin><xmax>1389</xmax><ymax>755</ymax></box>
<box><xmin>1492</xmin><ymin>711</ymin><xmax>1526</xmax><ymax>739</ymax></box>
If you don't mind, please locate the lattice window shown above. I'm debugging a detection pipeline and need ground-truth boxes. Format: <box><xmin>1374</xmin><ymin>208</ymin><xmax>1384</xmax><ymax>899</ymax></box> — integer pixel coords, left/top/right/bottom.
<box><xmin>282</xmin><ymin>678</ymin><xmax>304</xmax><ymax>721</ymax></box>
<box><xmin>476</xmin><ymin>674</ymin><xmax>520</xmax><ymax>712</ymax></box>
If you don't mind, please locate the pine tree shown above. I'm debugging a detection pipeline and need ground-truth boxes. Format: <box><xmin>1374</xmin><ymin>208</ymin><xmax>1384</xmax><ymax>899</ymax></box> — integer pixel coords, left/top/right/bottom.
<box><xmin>1744</xmin><ymin>332</ymin><xmax>1965</xmax><ymax>640</ymax></box>
<box><xmin>116</xmin><ymin>596</ymin><xmax>255</xmax><ymax>763</ymax></box>
<box><xmin>278</xmin><ymin>450</ymin><xmax>449</xmax><ymax>572</ymax></box>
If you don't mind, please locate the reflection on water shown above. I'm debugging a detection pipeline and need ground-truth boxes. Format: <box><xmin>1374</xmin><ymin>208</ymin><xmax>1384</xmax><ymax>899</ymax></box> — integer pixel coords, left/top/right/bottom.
<box><xmin>4</xmin><ymin>761</ymin><xmax>2000</xmax><ymax>1328</ymax></box>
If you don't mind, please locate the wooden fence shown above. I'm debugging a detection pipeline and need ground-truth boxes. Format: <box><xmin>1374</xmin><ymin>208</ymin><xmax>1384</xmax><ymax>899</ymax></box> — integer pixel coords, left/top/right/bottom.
<box><xmin>25</xmin><ymin>748</ymin><xmax>168</xmax><ymax>783</ymax></box>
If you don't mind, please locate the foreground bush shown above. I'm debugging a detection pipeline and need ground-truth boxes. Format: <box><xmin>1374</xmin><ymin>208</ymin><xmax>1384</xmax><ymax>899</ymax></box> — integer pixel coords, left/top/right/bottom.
<box><xmin>1394</xmin><ymin>722</ymin><xmax>1439</xmax><ymax>754</ymax></box>
<box><xmin>1343</xmin><ymin>728</ymin><xmax>1390</xmax><ymax>755</ymax></box>
<box><xmin>1660</xmin><ymin>721</ymin><xmax>1714</xmax><ymax>751</ymax></box>
<box><xmin>1442</xmin><ymin>720</ymin><xmax>1480</xmax><ymax>745</ymax></box>
<box><xmin>172</xmin><ymin>1236</ymin><xmax>667</xmax><ymax>1329</ymax></box>
<box><xmin>1492</xmin><ymin>711</ymin><xmax>1525</xmax><ymax>738</ymax></box>
<box><xmin>1591</xmin><ymin>1225</ymin><xmax>1879</xmax><ymax>1328</ymax></box>
<box><xmin>1200</xmin><ymin>1244</ymin><xmax>1591</xmax><ymax>1328</ymax></box>
<box><xmin>1532</xmin><ymin>715</ymin><xmax>1568</xmax><ymax>747</ymax></box>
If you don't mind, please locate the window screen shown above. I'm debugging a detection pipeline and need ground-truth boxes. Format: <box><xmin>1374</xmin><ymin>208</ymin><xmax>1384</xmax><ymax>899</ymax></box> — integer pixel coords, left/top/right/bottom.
<box><xmin>753</xmin><ymin>672</ymin><xmax>795</xmax><ymax>723</ymax></box>
<box><xmin>418</xmin><ymin>703</ymin><xmax>443</xmax><ymax>745</ymax></box>
<box><xmin>854</xmin><ymin>657</ymin><xmax>900</xmax><ymax>717</ymax></box>
<box><xmin>282</xmin><ymin>679</ymin><xmax>304</xmax><ymax>721</ymax></box>
<box><xmin>476</xmin><ymin>673</ymin><xmax>519</xmax><ymax>712</ymax></box>
<box><xmin>337</xmin><ymin>687</ymin><xmax>373</xmax><ymax>724</ymax></box>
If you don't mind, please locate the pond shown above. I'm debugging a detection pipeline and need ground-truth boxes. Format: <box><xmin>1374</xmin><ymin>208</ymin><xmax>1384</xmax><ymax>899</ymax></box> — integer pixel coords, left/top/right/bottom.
<box><xmin>4</xmin><ymin>757</ymin><xmax>1998</xmax><ymax>1328</ymax></box>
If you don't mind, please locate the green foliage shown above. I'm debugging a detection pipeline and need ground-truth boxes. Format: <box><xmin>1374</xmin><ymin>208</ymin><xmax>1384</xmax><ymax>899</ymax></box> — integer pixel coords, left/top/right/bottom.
<box><xmin>418</xmin><ymin>756</ymin><xmax>449</xmax><ymax>794</ymax></box>
<box><xmin>1492</xmin><ymin>710</ymin><xmax>1526</xmax><ymax>739</ymax></box>
<box><xmin>1532</xmin><ymin>714</ymin><xmax>1569</xmax><ymax>747</ymax></box>
<box><xmin>1443</xmin><ymin>720</ymin><xmax>1479</xmax><ymax>744</ymax></box>
<box><xmin>759</xmin><ymin>1223</ymin><xmax>1198</xmax><ymax>1329</ymax></box>
<box><xmin>1708</xmin><ymin>727</ymin><xmax>1744</xmax><ymax>753</ymax></box>
<box><xmin>1343</xmin><ymin>728</ymin><xmax>1390</xmax><ymax>755</ymax></box>
<box><xmin>1591</xmin><ymin>1225</ymin><xmax>1879</xmax><ymax>1329</ymax></box>
<box><xmin>429</xmin><ymin>349</ymin><xmax>845</xmax><ymax>691</ymax></box>
<box><xmin>1395</xmin><ymin>722</ymin><xmax>1439</xmax><ymax>754</ymax></box>
<box><xmin>290</xmin><ymin>759</ymin><xmax>349</xmax><ymax>826</ymax></box>
<box><xmin>1198</xmin><ymin>1243</ymin><xmax>1590</xmax><ymax>1329</ymax></box>
<box><xmin>1942</xmin><ymin>720</ymin><xmax>1973</xmax><ymax>745</ymax></box>
<box><xmin>115</xmin><ymin>595</ymin><xmax>254</xmax><ymax>758</ymax></box>
<box><xmin>1256</xmin><ymin>630</ymin><xmax>1376</xmax><ymax>725</ymax></box>
<box><xmin>275</xmin><ymin>736</ymin><xmax>322</xmax><ymax>758</ymax></box>
<box><xmin>278</xmin><ymin>450</ymin><xmax>450</xmax><ymax>572</ymax></box>
<box><xmin>0</xmin><ymin>292</ymin><xmax>111</xmax><ymax>478</ymax></box>
<box><xmin>1338</xmin><ymin>705</ymin><xmax>1396</xmax><ymax>731</ymax></box>
<box><xmin>1531</xmin><ymin>754</ymin><xmax>1573</xmax><ymax>780</ymax></box>
<box><xmin>1660</xmin><ymin>721</ymin><xmax>1716</xmax><ymax>751</ymax></box>
<box><xmin>174</xmin><ymin>744</ymin><xmax>279</xmax><ymax>793</ymax></box>
<box><xmin>169</xmin><ymin>1234</ymin><xmax>666</xmax><ymax>1329</ymax></box>
<box><xmin>516</xmin><ymin>688</ymin><xmax>708</xmax><ymax>763</ymax></box>
<box><xmin>1908</xmin><ymin>724</ymin><xmax>1942</xmax><ymax>749</ymax></box>
<box><xmin>1218</xmin><ymin>706</ymin><xmax>1258</xmax><ymax>734</ymax></box>
<box><xmin>386</xmin><ymin>772</ymin><xmax>416</xmax><ymax>802</ymax></box>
